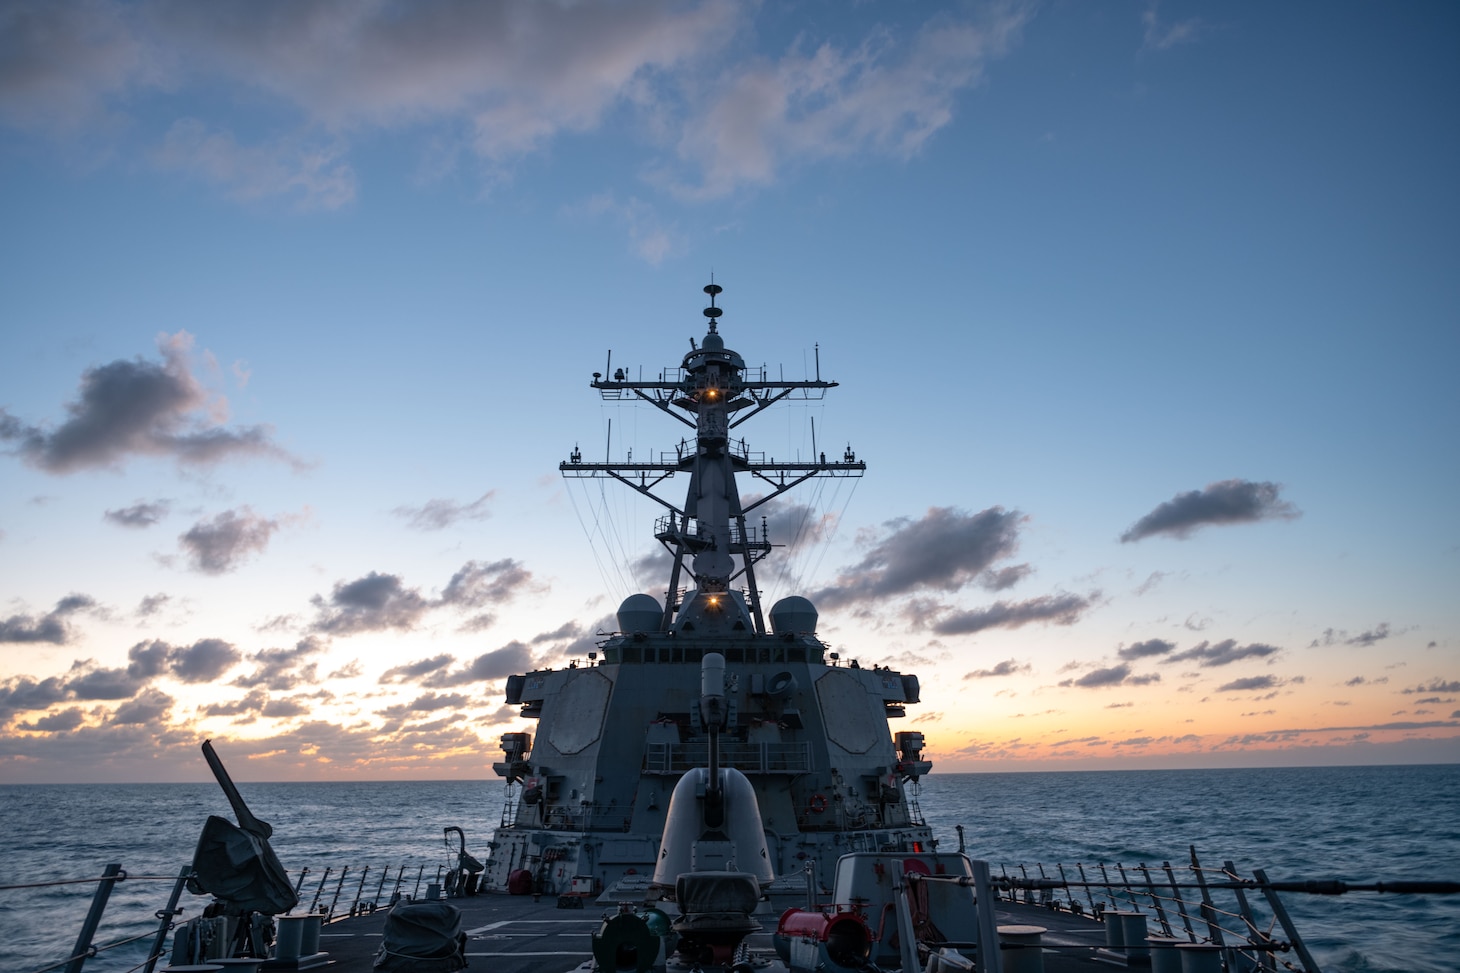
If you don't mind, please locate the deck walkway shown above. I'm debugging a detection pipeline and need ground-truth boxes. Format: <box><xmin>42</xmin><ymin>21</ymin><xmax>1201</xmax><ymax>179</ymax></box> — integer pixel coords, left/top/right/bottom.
<box><xmin>310</xmin><ymin>892</ymin><xmax>1135</xmax><ymax>973</ymax></box>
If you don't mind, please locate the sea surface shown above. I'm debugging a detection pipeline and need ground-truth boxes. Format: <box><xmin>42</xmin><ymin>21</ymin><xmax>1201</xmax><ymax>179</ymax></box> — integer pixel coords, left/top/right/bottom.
<box><xmin>2</xmin><ymin>764</ymin><xmax>1457</xmax><ymax>973</ymax></box>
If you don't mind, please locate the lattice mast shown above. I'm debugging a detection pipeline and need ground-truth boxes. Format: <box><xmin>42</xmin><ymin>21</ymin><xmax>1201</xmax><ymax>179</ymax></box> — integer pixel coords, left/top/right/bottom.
<box><xmin>561</xmin><ymin>283</ymin><xmax>865</xmax><ymax>634</ymax></box>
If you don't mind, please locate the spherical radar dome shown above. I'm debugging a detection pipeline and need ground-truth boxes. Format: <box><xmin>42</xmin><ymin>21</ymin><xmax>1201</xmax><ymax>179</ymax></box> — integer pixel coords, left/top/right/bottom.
<box><xmin>617</xmin><ymin>593</ymin><xmax>663</xmax><ymax>633</ymax></box>
<box><xmin>769</xmin><ymin>595</ymin><xmax>818</xmax><ymax>635</ymax></box>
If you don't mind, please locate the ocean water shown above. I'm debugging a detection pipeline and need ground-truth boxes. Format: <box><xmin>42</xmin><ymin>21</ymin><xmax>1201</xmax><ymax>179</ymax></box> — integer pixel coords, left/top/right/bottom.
<box><xmin>1</xmin><ymin>765</ymin><xmax>1456</xmax><ymax>973</ymax></box>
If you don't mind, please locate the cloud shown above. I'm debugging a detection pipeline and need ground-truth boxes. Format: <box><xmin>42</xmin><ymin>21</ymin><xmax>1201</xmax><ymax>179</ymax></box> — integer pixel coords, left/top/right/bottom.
<box><xmin>439</xmin><ymin>559</ymin><xmax>536</xmax><ymax>609</ymax></box>
<box><xmin>963</xmin><ymin>659</ymin><xmax>1030</xmax><ymax>680</ymax></box>
<box><xmin>1</xmin><ymin>3</ymin><xmax>1028</xmax><ymax>212</ymax></box>
<box><xmin>422</xmin><ymin>642</ymin><xmax>533</xmax><ymax>688</ymax></box>
<box><xmin>675</xmin><ymin>8</ymin><xmax>1028</xmax><ymax>197</ymax></box>
<box><xmin>0</xmin><ymin>594</ymin><xmax>96</xmax><ymax>644</ymax></box>
<box><xmin>169</xmin><ymin>638</ymin><xmax>241</xmax><ymax>682</ymax></box>
<box><xmin>178</xmin><ymin>507</ymin><xmax>286</xmax><ymax>574</ymax></box>
<box><xmin>18</xmin><ymin>707</ymin><xmax>88</xmax><ymax>732</ymax></box>
<box><xmin>1118</xmin><ymin>638</ymin><xmax>1176</xmax><ymax>660</ymax></box>
<box><xmin>260</xmin><ymin>696</ymin><xmax>312</xmax><ymax>719</ymax></box>
<box><xmin>579</xmin><ymin>194</ymin><xmax>683</xmax><ymax>266</ymax></box>
<box><xmin>154</xmin><ymin>118</ymin><xmax>356</xmax><ymax>209</ymax></box>
<box><xmin>6</xmin><ymin>638</ymin><xmax>242</xmax><ymax>713</ymax></box>
<box><xmin>1346</xmin><ymin>624</ymin><xmax>1391</xmax><ymax>647</ymax></box>
<box><xmin>931</xmin><ymin>592</ymin><xmax>1094</xmax><ymax>636</ymax></box>
<box><xmin>311</xmin><ymin>572</ymin><xmax>431</xmax><ymax>635</ymax></box>
<box><xmin>1402</xmin><ymin>679</ymin><xmax>1460</xmax><ymax>696</ymax></box>
<box><xmin>1120</xmin><ymin>480</ymin><xmax>1299</xmax><ymax>542</ymax></box>
<box><xmin>308</xmin><ymin>560</ymin><xmax>536</xmax><ymax>637</ymax></box>
<box><xmin>103</xmin><ymin>499</ymin><xmax>171</xmax><ymax>528</ymax></box>
<box><xmin>1311</xmin><ymin>624</ymin><xmax>1396</xmax><ymax>648</ymax></box>
<box><xmin>378</xmin><ymin>692</ymin><xmax>469</xmax><ymax>721</ymax></box>
<box><xmin>1216</xmin><ymin>675</ymin><xmax>1283</xmax><ymax>693</ymax></box>
<box><xmin>136</xmin><ymin>593</ymin><xmax>170</xmax><ymax>618</ymax></box>
<box><xmin>812</xmin><ymin>506</ymin><xmax>1024</xmax><ymax>608</ymax></box>
<box><xmin>0</xmin><ymin>675</ymin><xmax>70</xmax><ymax>720</ymax></box>
<box><xmin>233</xmin><ymin>637</ymin><xmax>326</xmax><ymax>691</ymax></box>
<box><xmin>393</xmin><ymin>492</ymin><xmax>495</xmax><ymax>531</ymax></box>
<box><xmin>1141</xmin><ymin>2</ymin><xmax>1203</xmax><ymax>52</ymax></box>
<box><xmin>1166</xmin><ymin>639</ymin><xmax>1280</xmax><ymax>668</ymax></box>
<box><xmin>380</xmin><ymin>655</ymin><xmax>456</xmax><ymax>685</ymax></box>
<box><xmin>0</xmin><ymin>0</ymin><xmax>154</xmax><ymax>134</ymax></box>
<box><xmin>1059</xmin><ymin>663</ymin><xmax>1161</xmax><ymax>689</ymax></box>
<box><xmin>0</xmin><ymin>332</ymin><xmax>295</xmax><ymax>473</ymax></box>
<box><xmin>111</xmin><ymin>688</ymin><xmax>172</xmax><ymax>725</ymax></box>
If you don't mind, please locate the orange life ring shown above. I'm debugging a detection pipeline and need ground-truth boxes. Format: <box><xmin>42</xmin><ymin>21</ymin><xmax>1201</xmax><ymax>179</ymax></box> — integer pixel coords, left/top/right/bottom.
<box><xmin>808</xmin><ymin>793</ymin><xmax>828</xmax><ymax>814</ymax></box>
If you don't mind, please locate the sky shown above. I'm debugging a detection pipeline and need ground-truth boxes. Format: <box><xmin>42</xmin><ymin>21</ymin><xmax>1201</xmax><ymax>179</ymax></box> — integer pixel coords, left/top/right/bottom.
<box><xmin>1</xmin><ymin>0</ymin><xmax>1457</xmax><ymax>784</ymax></box>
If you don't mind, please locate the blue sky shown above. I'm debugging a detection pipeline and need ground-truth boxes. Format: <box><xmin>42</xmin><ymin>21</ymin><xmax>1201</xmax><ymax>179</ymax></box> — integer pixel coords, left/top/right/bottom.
<box><xmin>1</xmin><ymin>0</ymin><xmax>1456</xmax><ymax>783</ymax></box>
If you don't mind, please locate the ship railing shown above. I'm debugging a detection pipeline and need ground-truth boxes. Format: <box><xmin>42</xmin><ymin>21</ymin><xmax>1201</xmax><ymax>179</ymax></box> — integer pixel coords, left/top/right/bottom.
<box><xmin>643</xmin><ymin>740</ymin><xmax>813</xmax><ymax>775</ymax></box>
<box><xmin>20</xmin><ymin>858</ymin><xmax>459</xmax><ymax>973</ymax></box>
<box><xmin>655</xmin><ymin>440</ymin><xmax>763</xmax><ymax>465</ymax></box>
<box><xmin>653</xmin><ymin>514</ymin><xmax>769</xmax><ymax>548</ymax></box>
<box><xmin>6</xmin><ymin>864</ymin><xmax>192</xmax><ymax>973</ymax></box>
<box><xmin>283</xmin><ymin>861</ymin><xmax>447</xmax><ymax>923</ymax></box>
<box><xmin>982</xmin><ymin>848</ymin><xmax>1342</xmax><ymax>972</ymax></box>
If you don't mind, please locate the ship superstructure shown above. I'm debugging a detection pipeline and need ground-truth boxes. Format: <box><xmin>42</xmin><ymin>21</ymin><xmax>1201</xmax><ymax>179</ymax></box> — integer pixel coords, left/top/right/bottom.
<box><xmin>481</xmin><ymin>284</ymin><xmax>933</xmax><ymax>897</ymax></box>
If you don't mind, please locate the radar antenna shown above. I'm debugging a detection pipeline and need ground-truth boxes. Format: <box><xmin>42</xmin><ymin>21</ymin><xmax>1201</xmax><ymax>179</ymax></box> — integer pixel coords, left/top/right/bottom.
<box><xmin>703</xmin><ymin>280</ymin><xmax>723</xmax><ymax>332</ymax></box>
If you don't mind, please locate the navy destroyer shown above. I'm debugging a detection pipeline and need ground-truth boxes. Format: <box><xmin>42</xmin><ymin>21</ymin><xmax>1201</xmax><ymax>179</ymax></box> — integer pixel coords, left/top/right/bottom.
<box><xmin>29</xmin><ymin>285</ymin><xmax>1460</xmax><ymax>973</ymax></box>
<box><xmin>479</xmin><ymin>282</ymin><xmax>934</xmax><ymax>901</ymax></box>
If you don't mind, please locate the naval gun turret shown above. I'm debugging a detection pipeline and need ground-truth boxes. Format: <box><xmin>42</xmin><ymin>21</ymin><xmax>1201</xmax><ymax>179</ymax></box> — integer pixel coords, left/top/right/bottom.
<box><xmin>482</xmin><ymin>284</ymin><xmax>934</xmax><ymax>902</ymax></box>
<box><xmin>649</xmin><ymin>654</ymin><xmax>772</xmax><ymax>967</ymax></box>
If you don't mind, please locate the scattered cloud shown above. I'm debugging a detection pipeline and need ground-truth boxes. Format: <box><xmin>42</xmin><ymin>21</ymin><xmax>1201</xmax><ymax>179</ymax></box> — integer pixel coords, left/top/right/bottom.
<box><xmin>136</xmin><ymin>593</ymin><xmax>171</xmax><ymax>618</ymax></box>
<box><xmin>440</xmin><ymin>559</ymin><xmax>537</xmax><ymax>609</ymax></box>
<box><xmin>393</xmin><ymin>492</ymin><xmax>495</xmax><ymax>531</ymax></box>
<box><xmin>1402</xmin><ymin>679</ymin><xmax>1460</xmax><ymax>696</ymax></box>
<box><xmin>1120</xmin><ymin>479</ymin><xmax>1299</xmax><ymax>542</ymax></box>
<box><xmin>154</xmin><ymin>118</ymin><xmax>356</xmax><ymax>210</ymax></box>
<box><xmin>233</xmin><ymin>637</ymin><xmax>326</xmax><ymax>691</ymax></box>
<box><xmin>178</xmin><ymin>507</ymin><xmax>288</xmax><ymax>574</ymax></box>
<box><xmin>309</xmin><ymin>560</ymin><xmax>538</xmax><ymax>636</ymax></box>
<box><xmin>0</xmin><ymin>594</ymin><xmax>96</xmax><ymax>644</ymax></box>
<box><xmin>1059</xmin><ymin>663</ymin><xmax>1161</xmax><ymax>689</ymax></box>
<box><xmin>1216</xmin><ymin>675</ymin><xmax>1284</xmax><ymax>693</ymax></box>
<box><xmin>580</xmin><ymin>194</ymin><xmax>683</xmax><ymax>266</ymax></box>
<box><xmin>932</xmin><ymin>592</ymin><xmax>1095</xmax><ymax>636</ymax></box>
<box><xmin>311</xmin><ymin>572</ymin><xmax>432</xmax><ymax>635</ymax></box>
<box><xmin>421</xmin><ymin>642</ymin><xmax>533</xmax><ymax>688</ymax></box>
<box><xmin>1166</xmin><ymin>639</ymin><xmax>1280</xmax><ymax>668</ymax></box>
<box><xmin>1141</xmin><ymin>2</ymin><xmax>1203</xmax><ymax>52</ymax></box>
<box><xmin>1118</xmin><ymin>638</ymin><xmax>1175</xmax><ymax>661</ymax></box>
<box><xmin>168</xmin><ymin>638</ymin><xmax>242</xmax><ymax>682</ymax></box>
<box><xmin>674</xmin><ymin>7</ymin><xmax>1028</xmax><ymax>198</ymax></box>
<box><xmin>2</xmin><ymin>2</ymin><xmax>1032</xmax><ymax>232</ymax></box>
<box><xmin>0</xmin><ymin>331</ymin><xmax>297</xmax><ymax>474</ymax></box>
<box><xmin>380</xmin><ymin>654</ymin><xmax>455</xmax><ymax>685</ymax></box>
<box><xmin>963</xmin><ymin>659</ymin><xmax>1031</xmax><ymax>680</ymax></box>
<box><xmin>103</xmin><ymin>499</ymin><xmax>171</xmax><ymax>528</ymax></box>
<box><xmin>813</xmin><ymin>506</ymin><xmax>1024</xmax><ymax>608</ymax></box>
<box><xmin>1346</xmin><ymin>624</ymin><xmax>1392</xmax><ymax>646</ymax></box>
<box><xmin>1311</xmin><ymin>624</ymin><xmax>1395</xmax><ymax>648</ymax></box>
<box><xmin>110</xmin><ymin>688</ymin><xmax>173</xmax><ymax>725</ymax></box>
<box><xmin>0</xmin><ymin>637</ymin><xmax>240</xmax><ymax>719</ymax></box>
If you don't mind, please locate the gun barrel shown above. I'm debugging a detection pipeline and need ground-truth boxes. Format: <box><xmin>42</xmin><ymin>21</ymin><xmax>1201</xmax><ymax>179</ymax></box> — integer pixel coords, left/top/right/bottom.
<box><xmin>202</xmin><ymin>739</ymin><xmax>272</xmax><ymax>838</ymax></box>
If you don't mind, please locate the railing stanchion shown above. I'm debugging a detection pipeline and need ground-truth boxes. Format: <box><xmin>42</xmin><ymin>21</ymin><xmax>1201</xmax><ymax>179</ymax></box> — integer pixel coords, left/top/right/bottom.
<box><xmin>1163</xmin><ymin>860</ymin><xmax>1197</xmax><ymax>941</ymax></box>
<box><xmin>1254</xmin><ymin>868</ymin><xmax>1323</xmax><ymax>973</ymax></box>
<box><xmin>142</xmin><ymin>866</ymin><xmax>191</xmax><ymax>973</ymax></box>
<box><xmin>64</xmin><ymin>863</ymin><xmax>123</xmax><ymax>973</ymax></box>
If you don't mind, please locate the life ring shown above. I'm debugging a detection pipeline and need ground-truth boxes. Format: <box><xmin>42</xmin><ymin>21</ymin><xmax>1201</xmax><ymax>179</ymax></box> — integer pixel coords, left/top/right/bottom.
<box><xmin>808</xmin><ymin>793</ymin><xmax>828</xmax><ymax>814</ymax></box>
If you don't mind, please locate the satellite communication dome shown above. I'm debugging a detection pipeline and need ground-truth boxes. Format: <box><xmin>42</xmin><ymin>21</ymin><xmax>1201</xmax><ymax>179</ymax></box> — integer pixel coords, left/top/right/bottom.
<box><xmin>769</xmin><ymin>595</ymin><xmax>818</xmax><ymax>635</ymax></box>
<box><xmin>617</xmin><ymin>593</ymin><xmax>663</xmax><ymax>633</ymax></box>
